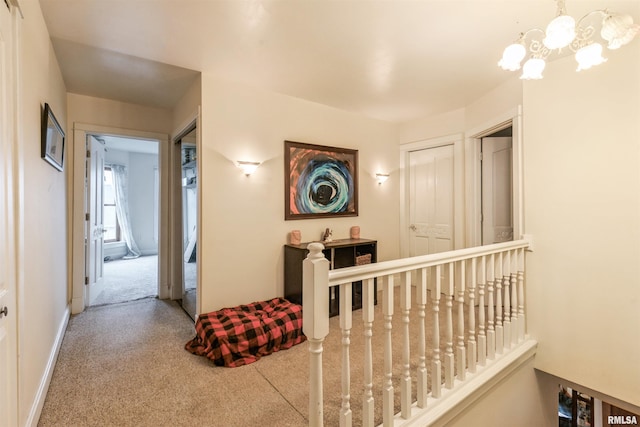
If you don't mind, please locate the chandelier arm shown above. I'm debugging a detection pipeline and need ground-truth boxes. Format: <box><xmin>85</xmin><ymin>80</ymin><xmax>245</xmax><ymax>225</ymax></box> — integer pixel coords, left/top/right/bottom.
<box><xmin>576</xmin><ymin>9</ymin><xmax>608</xmax><ymax>29</ymax></box>
<box><xmin>520</xmin><ymin>28</ymin><xmax>545</xmax><ymax>40</ymax></box>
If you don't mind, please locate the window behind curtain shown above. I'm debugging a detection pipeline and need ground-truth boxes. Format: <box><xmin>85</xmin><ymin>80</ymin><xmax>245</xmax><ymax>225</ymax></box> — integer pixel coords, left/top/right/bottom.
<box><xmin>103</xmin><ymin>167</ymin><xmax>120</xmax><ymax>242</ymax></box>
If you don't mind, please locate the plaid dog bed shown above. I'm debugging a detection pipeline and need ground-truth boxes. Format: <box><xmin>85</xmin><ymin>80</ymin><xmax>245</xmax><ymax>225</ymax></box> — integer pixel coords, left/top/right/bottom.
<box><xmin>185</xmin><ymin>298</ymin><xmax>306</xmax><ymax>367</ymax></box>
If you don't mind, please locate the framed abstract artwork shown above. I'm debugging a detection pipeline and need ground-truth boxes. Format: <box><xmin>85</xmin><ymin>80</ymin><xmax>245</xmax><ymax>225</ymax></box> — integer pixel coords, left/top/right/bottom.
<box><xmin>41</xmin><ymin>103</ymin><xmax>66</xmax><ymax>171</ymax></box>
<box><xmin>284</xmin><ymin>140</ymin><xmax>358</xmax><ymax>220</ymax></box>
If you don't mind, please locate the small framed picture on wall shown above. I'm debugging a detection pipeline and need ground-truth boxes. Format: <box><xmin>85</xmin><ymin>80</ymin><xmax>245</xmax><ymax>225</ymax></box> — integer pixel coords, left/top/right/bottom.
<box><xmin>41</xmin><ymin>103</ymin><xmax>66</xmax><ymax>171</ymax></box>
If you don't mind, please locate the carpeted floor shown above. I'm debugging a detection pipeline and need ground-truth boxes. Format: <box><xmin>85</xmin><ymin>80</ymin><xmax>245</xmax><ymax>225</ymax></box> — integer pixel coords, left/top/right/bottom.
<box><xmin>38</xmin><ymin>298</ymin><xmax>308</xmax><ymax>427</ymax></box>
<box><xmin>39</xmin><ymin>285</ymin><xmax>471</xmax><ymax>426</ymax></box>
<box><xmin>93</xmin><ymin>256</ymin><xmax>159</xmax><ymax>306</ymax></box>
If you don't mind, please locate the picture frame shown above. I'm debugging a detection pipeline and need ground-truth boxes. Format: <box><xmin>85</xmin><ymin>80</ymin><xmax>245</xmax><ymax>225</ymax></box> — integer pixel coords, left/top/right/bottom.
<box><xmin>41</xmin><ymin>103</ymin><xmax>65</xmax><ymax>171</ymax></box>
<box><xmin>284</xmin><ymin>140</ymin><xmax>358</xmax><ymax>220</ymax></box>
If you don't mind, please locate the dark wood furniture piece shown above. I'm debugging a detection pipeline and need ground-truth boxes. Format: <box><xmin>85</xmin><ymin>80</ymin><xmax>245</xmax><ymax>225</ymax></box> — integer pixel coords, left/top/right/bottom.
<box><xmin>284</xmin><ymin>238</ymin><xmax>377</xmax><ymax>317</ymax></box>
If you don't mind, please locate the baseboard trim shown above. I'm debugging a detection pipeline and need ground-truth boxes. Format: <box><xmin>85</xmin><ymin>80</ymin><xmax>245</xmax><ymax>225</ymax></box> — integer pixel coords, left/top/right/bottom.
<box><xmin>26</xmin><ymin>305</ymin><xmax>70</xmax><ymax>427</ymax></box>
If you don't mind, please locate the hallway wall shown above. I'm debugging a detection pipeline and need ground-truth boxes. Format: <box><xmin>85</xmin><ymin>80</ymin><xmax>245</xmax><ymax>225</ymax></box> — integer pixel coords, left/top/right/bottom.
<box><xmin>199</xmin><ymin>74</ymin><xmax>400</xmax><ymax>313</ymax></box>
<box><xmin>17</xmin><ymin>1</ymin><xmax>67</xmax><ymax>425</ymax></box>
<box><xmin>524</xmin><ymin>42</ymin><xmax>640</xmax><ymax>407</ymax></box>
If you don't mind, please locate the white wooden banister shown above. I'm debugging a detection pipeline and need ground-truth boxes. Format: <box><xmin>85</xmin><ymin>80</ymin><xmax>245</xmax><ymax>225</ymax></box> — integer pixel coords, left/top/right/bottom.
<box><xmin>303</xmin><ymin>239</ymin><xmax>532</xmax><ymax>427</ymax></box>
<box><xmin>302</xmin><ymin>242</ymin><xmax>330</xmax><ymax>427</ymax></box>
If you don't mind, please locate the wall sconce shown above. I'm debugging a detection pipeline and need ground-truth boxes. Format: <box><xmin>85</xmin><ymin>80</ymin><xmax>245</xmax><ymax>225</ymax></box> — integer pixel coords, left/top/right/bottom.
<box><xmin>237</xmin><ymin>161</ymin><xmax>260</xmax><ymax>176</ymax></box>
<box><xmin>376</xmin><ymin>173</ymin><xmax>389</xmax><ymax>185</ymax></box>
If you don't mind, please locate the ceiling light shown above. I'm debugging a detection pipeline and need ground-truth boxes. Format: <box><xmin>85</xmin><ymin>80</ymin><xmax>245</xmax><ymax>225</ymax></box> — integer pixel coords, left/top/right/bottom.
<box><xmin>498</xmin><ymin>0</ymin><xmax>639</xmax><ymax>80</ymax></box>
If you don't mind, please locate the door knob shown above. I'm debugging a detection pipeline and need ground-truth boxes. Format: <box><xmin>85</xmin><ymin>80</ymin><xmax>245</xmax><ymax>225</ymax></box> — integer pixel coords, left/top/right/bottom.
<box><xmin>0</xmin><ymin>306</ymin><xmax>7</xmax><ymax>318</ymax></box>
<box><xmin>409</xmin><ymin>224</ymin><xmax>417</xmax><ymax>231</ymax></box>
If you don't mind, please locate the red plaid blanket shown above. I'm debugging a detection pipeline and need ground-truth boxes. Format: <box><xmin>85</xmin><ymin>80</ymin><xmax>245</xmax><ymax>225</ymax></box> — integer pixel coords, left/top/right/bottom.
<box><xmin>184</xmin><ymin>298</ymin><xmax>306</xmax><ymax>367</ymax></box>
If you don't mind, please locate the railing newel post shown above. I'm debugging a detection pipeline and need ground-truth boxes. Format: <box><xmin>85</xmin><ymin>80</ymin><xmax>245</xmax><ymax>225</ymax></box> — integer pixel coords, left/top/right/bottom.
<box><xmin>303</xmin><ymin>243</ymin><xmax>330</xmax><ymax>427</ymax></box>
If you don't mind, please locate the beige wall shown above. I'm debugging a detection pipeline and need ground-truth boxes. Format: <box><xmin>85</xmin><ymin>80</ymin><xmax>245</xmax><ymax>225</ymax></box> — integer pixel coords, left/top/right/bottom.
<box><xmin>18</xmin><ymin>1</ymin><xmax>68</xmax><ymax>424</ymax></box>
<box><xmin>445</xmin><ymin>356</ymin><xmax>558</xmax><ymax>427</ymax></box>
<box><xmin>524</xmin><ymin>45</ymin><xmax>640</xmax><ymax>406</ymax></box>
<box><xmin>172</xmin><ymin>74</ymin><xmax>201</xmax><ymax>132</ymax></box>
<box><xmin>397</xmin><ymin>75</ymin><xmax>522</xmax><ymax>144</ymax></box>
<box><xmin>67</xmin><ymin>93</ymin><xmax>173</xmax><ymax>133</ymax></box>
<box><xmin>199</xmin><ymin>74</ymin><xmax>399</xmax><ymax>312</ymax></box>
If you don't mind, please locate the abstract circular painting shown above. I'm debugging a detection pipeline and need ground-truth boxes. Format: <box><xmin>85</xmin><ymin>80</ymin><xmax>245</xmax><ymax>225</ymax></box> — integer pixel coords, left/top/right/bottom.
<box><xmin>285</xmin><ymin>141</ymin><xmax>358</xmax><ymax>220</ymax></box>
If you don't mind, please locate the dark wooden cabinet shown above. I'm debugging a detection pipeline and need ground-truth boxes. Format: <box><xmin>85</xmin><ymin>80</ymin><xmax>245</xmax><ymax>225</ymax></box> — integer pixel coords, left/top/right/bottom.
<box><xmin>284</xmin><ymin>238</ymin><xmax>377</xmax><ymax>317</ymax></box>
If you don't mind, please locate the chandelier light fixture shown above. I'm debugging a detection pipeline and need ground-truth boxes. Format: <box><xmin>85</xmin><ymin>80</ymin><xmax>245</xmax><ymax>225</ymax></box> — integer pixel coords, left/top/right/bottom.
<box><xmin>498</xmin><ymin>0</ymin><xmax>639</xmax><ymax>79</ymax></box>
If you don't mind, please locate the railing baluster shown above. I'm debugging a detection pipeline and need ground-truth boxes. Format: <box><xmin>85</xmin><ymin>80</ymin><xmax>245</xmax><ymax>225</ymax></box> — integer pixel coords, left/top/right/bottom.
<box><xmin>487</xmin><ymin>253</ymin><xmax>496</xmax><ymax>360</ymax></box>
<box><xmin>444</xmin><ymin>263</ymin><xmax>454</xmax><ymax>389</ymax></box>
<box><xmin>468</xmin><ymin>258</ymin><xmax>477</xmax><ymax>374</ymax></box>
<box><xmin>502</xmin><ymin>251</ymin><xmax>511</xmax><ymax>350</ymax></box>
<box><xmin>495</xmin><ymin>253</ymin><xmax>504</xmax><ymax>354</ymax></box>
<box><xmin>382</xmin><ymin>275</ymin><xmax>394</xmax><ymax>427</ymax></box>
<box><xmin>401</xmin><ymin>271</ymin><xmax>412</xmax><ymax>419</ymax></box>
<box><xmin>517</xmin><ymin>248</ymin><xmax>526</xmax><ymax>341</ymax></box>
<box><xmin>456</xmin><ymin>261</ymin><xmax>466</xmax><ymax>382</ymax></box>
<box><xmin>416</xmin><ymin>268</ymin><xmax>428</xmax><ymax>408</ymax></box>
<box><xmin>510</xmin><ymin>249</ymin><xmax>519</xmax><ymax>346</ymax></box>
<box><xmin>431</xmin><ymin>265</ymin><xmax>442</xmax><ymax>399</ymax></box>
<box><xmin>478</xmin><ymin>256</ymin><xmax>487</xmax><ymax>366</ymax></box>
<box><xmin>339</xmin><ymin>283</ymin><xmax>352</xmax><ymax>427</ymax></box>
<box><xmin>362</xmin><ymin>278</ymin><xmax>375</xmax><ymax>427</ymax></box>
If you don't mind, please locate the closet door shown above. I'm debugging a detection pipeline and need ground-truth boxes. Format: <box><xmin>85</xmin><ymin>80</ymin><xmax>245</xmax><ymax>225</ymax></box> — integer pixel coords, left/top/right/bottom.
<box><xmin>0</xmin><ymin>3</ymin><xmax>18</xmax><ymax>424</ymax></box>
<box><xmin>178</xmin><ymin>125</ymin><xmax>198</xmax><ymax>320</ymax></box>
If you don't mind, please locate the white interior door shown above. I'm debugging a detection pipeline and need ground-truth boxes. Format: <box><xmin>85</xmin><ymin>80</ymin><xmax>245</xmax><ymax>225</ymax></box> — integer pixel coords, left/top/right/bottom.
<box><xmin>409</xmin><ymin>144</ymin><xmax>454</xmax><ymax>257</ymax></box>
<box><xmin>85</xmin><ymin>135</ymin><xmax>106</xmax><ymax>305</ymax></box>
<box><xmin>0</xmin><ymin>2</ymin><xmax>17</xmax><ymax>425</ymax></box>
<box><xmin>481</xmin><ymin>137</ymin><xmax>513</xmax><ymax>245</ymax></box>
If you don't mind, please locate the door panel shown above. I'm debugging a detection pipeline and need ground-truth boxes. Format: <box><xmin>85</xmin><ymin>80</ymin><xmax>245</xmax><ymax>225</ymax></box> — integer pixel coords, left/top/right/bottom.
<box><xmin>481</xmin><ymin>137</ymin><xmax>513</xmax><ymax>245</ymax></box>
<box><xmin>179</xmin><ymin>126</ymin><xmax>198</xmax><ymax>320</ymax></box>
<box><xmin>409</xmin><ymin>144</ymin><xmax>454</xmax><ymax>257</ymax></box>
<box><xmin>86</xmin><ymin>135</ymin><xmax>106</xmax><ymax>305</ymax></box>
<box><xmin>0</xmin><ymin>3</ymin><xmax>18</xmax><ymax>425</ymax></box>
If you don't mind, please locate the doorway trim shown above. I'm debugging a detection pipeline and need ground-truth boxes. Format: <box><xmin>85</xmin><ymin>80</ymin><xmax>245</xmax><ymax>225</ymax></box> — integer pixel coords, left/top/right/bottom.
<box><xmin>71</xmin><ymin>123</ymin><xmax>169</xmax><ymax>314</ymax></box>
<box><xmin>399</xmin><ymin>133</ymin><xmax>464</xmax><ymax>259</ymax></box>
<box><xmin>464</xmin><ymin>106</ymin><xmax>523</xmax><ymax>247</ymax></box>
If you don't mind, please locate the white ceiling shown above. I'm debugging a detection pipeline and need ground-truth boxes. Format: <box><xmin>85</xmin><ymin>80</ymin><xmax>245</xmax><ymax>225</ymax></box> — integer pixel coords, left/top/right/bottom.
<box><xmin>101</xmin><ymin>135</ymin><xmax>159</xmax><ymax>155</ymax></box>
<box><xmin>38</xmin><ymin>0</ymin><xmax>640</xmax><ymax>123</ymax></box>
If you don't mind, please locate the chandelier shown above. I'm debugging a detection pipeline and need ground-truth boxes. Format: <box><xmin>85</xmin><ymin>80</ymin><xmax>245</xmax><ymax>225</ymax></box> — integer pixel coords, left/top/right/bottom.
<box><xmin>498</xmin><ymin>0</ymin><xmax>639</xmax><ymax>79</ymax></box>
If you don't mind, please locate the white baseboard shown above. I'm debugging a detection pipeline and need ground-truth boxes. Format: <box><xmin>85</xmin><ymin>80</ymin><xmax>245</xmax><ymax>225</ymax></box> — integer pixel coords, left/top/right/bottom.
<box><xmin>26</xmin><ymin>305</ymin><xmax>70</xmax><ymax>427</ymax></box>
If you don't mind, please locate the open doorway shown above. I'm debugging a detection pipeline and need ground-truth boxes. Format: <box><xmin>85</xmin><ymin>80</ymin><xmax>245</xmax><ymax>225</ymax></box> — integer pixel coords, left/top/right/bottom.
<box><xmin>480</xmin><ymin>126</ymin><xmax>513</xmax><ymax>245</ymax></box>
<box><xmin>86</xmin><ymin>134</ymin><xmax>160</xmax><ymax>306</ymax></box>
<box><xmin>466</xmin><ymin>107</ymin><xmax>523</xmax><ymax>248</ymax></box>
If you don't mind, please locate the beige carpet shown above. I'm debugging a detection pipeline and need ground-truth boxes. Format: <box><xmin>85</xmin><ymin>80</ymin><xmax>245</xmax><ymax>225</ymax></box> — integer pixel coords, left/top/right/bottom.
<box><xmin>94</xmin><ymin>256</ymin><xmax>158</xmax><ymax>306</ymax></box>
<box><xmin>39</xmin><ymin>288</ymin><xmax>470</xmax><ymax>426</ymax></box>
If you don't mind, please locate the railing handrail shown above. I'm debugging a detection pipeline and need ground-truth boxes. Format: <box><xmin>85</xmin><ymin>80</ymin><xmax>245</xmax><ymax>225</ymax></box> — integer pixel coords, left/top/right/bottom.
<box><xmin>327</xmin><ymin>239</ymin><xmax>530</xmax><ymax>286</ymax></box>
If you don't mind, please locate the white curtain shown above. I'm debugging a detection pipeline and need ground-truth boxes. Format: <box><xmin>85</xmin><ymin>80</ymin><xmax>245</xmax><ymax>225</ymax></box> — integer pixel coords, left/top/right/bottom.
<box><xmin>110</xmin><ymin>164</ymin><xmax>141</xmax><ymax>259</ymax></box>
